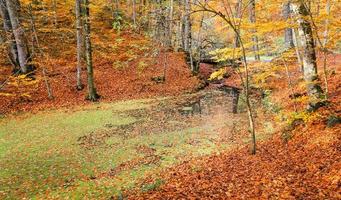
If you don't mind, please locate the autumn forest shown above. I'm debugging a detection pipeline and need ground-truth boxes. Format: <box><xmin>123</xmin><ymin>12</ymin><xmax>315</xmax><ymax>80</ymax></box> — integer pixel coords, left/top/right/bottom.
<box><xmin>0</xmin><ymin>0</ymin><xmax>340</xmax><ymax>199</ymax></box>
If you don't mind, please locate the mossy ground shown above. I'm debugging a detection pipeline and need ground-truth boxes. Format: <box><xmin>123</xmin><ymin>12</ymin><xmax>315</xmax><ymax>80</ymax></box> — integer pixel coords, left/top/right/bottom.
<box><xmin>0</xmin><ymin>92</ymin><xmax>272</xmax><ymax>199</ymax></box>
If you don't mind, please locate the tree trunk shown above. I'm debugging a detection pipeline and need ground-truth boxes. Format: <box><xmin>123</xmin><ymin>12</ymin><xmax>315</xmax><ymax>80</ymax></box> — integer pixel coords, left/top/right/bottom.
<box><xmin>168</xmin><ymin>0</ymin><xmax>173</xmax><ymax>47</ymax></box>
<box><xmin>283</xmin><ymin>2</ymin><xmax>294</xmax><ymax>48</ymax></box>
<box><xmin>234</xmin><ymin>0</ymin><xmax>242</xmax><ymax>48</ymax></box>
<box><xmin>322</xmin><ymin>0</ymin><xmax>331</xmax><ymax>99</ymax></box>
<box><xmin>183</xmin><ymin>0</ymin><xmax>191</xmax><ymax>52</ymax></box>
<box><xmin>293</xmin><ymin>2</ymin><xmax>323</xmax><ymax>109</ymax></box>
<box><xmin>0</xmin><ymin>0</ymin><xmax>19</xmax><ymax>69</ymax></box>
<box><xmin>5</xmin><ymin>0</ymin><xmax>30</xmax><ymax>74</ymax></box>
<box><xmin>248</xmin><ymin>0</ymin><xmax>260</xmax><ymax>61</ymax></box>
<box><xmin>83</xmin><ymin>0</ymin><xmax>99</xmax><ymax>101</ymax></box>
<box><xmin>323</xmin><ymin>0</ymin><xmax>331</xmax><ymax>47</ymax></box>
<box><xmin>132</xmin><ymin>0</ymin><xmax>136</xmax><ymax>26</ymax></box>
<box><xmin>75</xmin><ymin>0</ymin><xmax>84</xmax><ymax>90</ymax></box>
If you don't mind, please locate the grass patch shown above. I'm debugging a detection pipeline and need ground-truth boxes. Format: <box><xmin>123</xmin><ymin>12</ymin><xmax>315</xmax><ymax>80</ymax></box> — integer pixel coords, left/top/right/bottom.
<box><xmin>0</xmin><ymin>94</ymin><xmax>267</xmax><ymax>199</ymax></box>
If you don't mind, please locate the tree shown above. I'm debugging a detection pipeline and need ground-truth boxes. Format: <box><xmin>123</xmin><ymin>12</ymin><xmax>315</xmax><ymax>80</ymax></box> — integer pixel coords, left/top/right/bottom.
<box><xmin>283</xmin><ymin>1</ymin><xmax>294</xmax><ymax>48</ymax></box>
<box><xmin>248</xmin><ymin>0</ymin><xmax>260</xmax><ymax>61</ymax></box>
<box><xmin>183</xmin><ymin>0</ymin><xmax>192</xmax><ymax>53</ymax></box>
<box><xmin>234</xmin><ymin>0</ymin><xmax>242</xmax><ymax>48</ymax></box>
<box><xmin>4</xmin><ymin>0</ymin><xmax>31</xmax><ymax>74</ymax></box>
<box><xmin>83</xmin><ymin>0</ymin><xmax>99</xmax><ymax>101</ymax></box>
<box><xmin>75</xmin><ymin>0</ymin><xmax>84</xmax><ymax>90</ymax></box>
<box><xmin>0</xmin><ymin>0</ymin><xmax>18</xmax><ymax>69</ymax></box>
<box><xmin>292</xmin><ymin>1</ymin><xmax>323</xmax><ymax>110</ymax></box>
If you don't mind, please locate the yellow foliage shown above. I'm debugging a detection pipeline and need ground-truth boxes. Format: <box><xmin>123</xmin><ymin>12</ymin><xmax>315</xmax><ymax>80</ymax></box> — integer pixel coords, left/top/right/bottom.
<box><xmin>0</xmin><ymin>92</ymin><xmax>14</xmax><ymax>97</ymax></box>
<box><xmin>208</xmin><ymin>68</ymin><xmax>228</xmax><ymax>81</ymax></box>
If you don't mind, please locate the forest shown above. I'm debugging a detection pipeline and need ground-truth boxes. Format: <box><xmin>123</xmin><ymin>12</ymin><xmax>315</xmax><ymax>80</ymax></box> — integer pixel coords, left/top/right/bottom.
<box><xmin>0</xmin><ymin>0</ymin><xmax>340</xmax><ymax>199</ymax></box>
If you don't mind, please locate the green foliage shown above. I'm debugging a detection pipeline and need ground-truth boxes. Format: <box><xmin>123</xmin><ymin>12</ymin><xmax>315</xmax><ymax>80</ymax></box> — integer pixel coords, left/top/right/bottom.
<box><xmin>141</xmin><ymin>179</ymin><xmax>164</xmax><ymax>192</ymax></box>
<box><xmin>112</xmin><ymin>10</ymin><xmax>125</xmax><ymax>33</ymax></box>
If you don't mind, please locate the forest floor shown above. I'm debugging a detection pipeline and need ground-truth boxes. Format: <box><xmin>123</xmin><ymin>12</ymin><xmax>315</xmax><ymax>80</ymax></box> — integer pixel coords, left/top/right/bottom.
<box><xmin>126</xmin><ymin>53</ymin><xmax>341</xmax><ymax>199</ymax></box>
<box><xmin>0</xmin><ymin>89</ymin><xmax>277</xmax><ymax>199</ymax></box>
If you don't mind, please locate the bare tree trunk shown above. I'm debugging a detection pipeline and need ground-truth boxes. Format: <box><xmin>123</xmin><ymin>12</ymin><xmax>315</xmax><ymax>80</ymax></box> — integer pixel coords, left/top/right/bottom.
<box><xmin>292</xmin><ymin>27</ymin><xmax>304</xmax><ymax>72</ymax></box>
<box><xmin>292</xmin><ymin>2</ymin><xmax>323</xmax><ymax>109</ymax></box>
<box><xmin>322</xmin><ymin>0</ymin><xmax>331</xmax><ymax>99</ymax></box>
<box><xmin>52</xmin><ymin>0</ymin><xmax>57</xmax><ymax>27</ymax></box>
<box><xmin>249</xmin><ymin>0</ymin><xmax>260</xmax><ymax>61</ymax></box>
<box><xmin>234</xmin><ymin>0</ymin><xmax>242</xmax><ymax>48</ymax></box>
<box><xmin>183</xmin><ymin>0</ymin><xmax>191</xmax><ymax>52</ymax></box>
<box><xmin>0</xmin><ymin>0</ymin><xmax>19</xmax><ymax>70</ymax></box>
<box><xmin>132</xmin><ymin>0</ymin><xmax>136</xmax><ymax>26</ymax></box>
<box><xmin>5</xmin><ymin>0</ymin><xmax>30</xmax><ymax>74</ymax></box>
<box><xmin>83</xmin><ymin>0</ymin><xmax>99</xmax><ymax>101</ymax></box>
<box><xmin>168</xmin><ymin>0</ymin><xmax>173</xmax><ymax>47</ymax></box>
<box><xmin>283</xmin><ymin>2</ymin><xmax>294</xmax><ymax>48</ymax></box>
<box><xmin>75</xmin><ymin>0</ymin><xmax>84</xmax><ymax>90</ymax></box>
<box><xmin>323</xmin><ymin>0</ymin><xmax>331</xmax><ymax>47</ymax></box>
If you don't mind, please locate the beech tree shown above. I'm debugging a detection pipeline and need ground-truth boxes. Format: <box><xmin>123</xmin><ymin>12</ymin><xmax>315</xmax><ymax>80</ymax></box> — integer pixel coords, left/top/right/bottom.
<box><xmin>0</xmin><ymin>0</ymin><xmax>18</xmax><ymax>69</ymax></box>
<box><xmin>83</xmin><ymin>0</ymin><xmax>99</xmax><ymax>101</ymax></box>
<box><xmin>75</xmin><ymin>0</ymin><xmax>84</xmax><ymax>90</ymax></box>
<box><xmin>0</xmin><ymin>0</ymin><xmax>31</xmax><ymax>74</ymax></box>
<box><xmin>183</xmin><ymin>0</ymin><xmax>192</xmax><ymax>53</ymax></box>
<box><xmin>283</xmin><ymin>1</ymin><xmax>294</xmax><ymax>48</ymax></box>
<box><xmin>248</xmin><ymin>0</ymin><xmax>260</xmax><ymax>61</ymax></box>
<box><xmin>292</xmin><ymin>1</ymin><xmax>323</xmax><ymax>110</ymax></box>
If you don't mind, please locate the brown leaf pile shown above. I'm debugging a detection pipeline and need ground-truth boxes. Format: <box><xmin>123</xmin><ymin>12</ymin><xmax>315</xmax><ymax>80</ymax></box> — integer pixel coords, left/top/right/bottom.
<box><xmin>127</xmin><ymin>124</ymin><xmax>340</xmax><ymax>199</ymax></box>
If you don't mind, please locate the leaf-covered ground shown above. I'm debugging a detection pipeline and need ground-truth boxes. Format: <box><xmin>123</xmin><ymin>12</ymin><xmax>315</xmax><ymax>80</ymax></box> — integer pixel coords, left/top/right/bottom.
<box><xmin>125</xmin><ymin>53</ymin><xmax>341</xmax><ymax>199</ymax></box>
<box><xmin>0</xmin><ymin>90</ymin><xmax>273</xmax><ymax>199</ymax></box>
<box><xmin>0</xmin><ymin>30</ymin><xmax>200</xmax><ymax>115</ymax></box>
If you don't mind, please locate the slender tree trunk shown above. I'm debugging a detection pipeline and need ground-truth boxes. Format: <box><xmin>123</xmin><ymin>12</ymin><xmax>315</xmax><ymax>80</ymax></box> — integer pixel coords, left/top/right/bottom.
<box><xmin>75</xmin><ymin>0</ymin><xmax>84</xmax><ymax>90</ymax></box>
<box><xmin>283</xmin><ymin>2</ymin><xmax>294</xmax><ymax>48</ymax></box>
<box><xmin>183</xmin><ymin>0</ymin><xmax>191</xmax><ymax>52</ymax></box>
<box><xmin>322</xmin><ymin>0</ymin><xmax>331</xmax><ymax>99</ymax></box>
<box><xmin>83</xmin><ymin>0</ymin><xmax>99</xmax><ymax>101</ymax></box>
<box><xmin>132</xmin><ymin>0</ymin><xmax>136</xmax><ymax>26</ymax></box>
<box><xmin>234</xmin><ymin>0</ymin><xmax>242</xmax><ymax>48</ymax></box>
<box><xmin>52</xmin><ymin>0</ymin><xmax>57</xmax><ymax>27</ymax></box>
<box><xmin>248</xmin><ymin>0</ymin><xmax>260</xmax><ymax>61</ymax></box>
<box><xmin>168</xmin><ymin>0</ymin><xmax>173</xmax><ymax>47</ymax></box>
<box><xmin>323</xmin><ymin>0</ymin><xmax>331</xmax><ymax>47</ymax></box>
<box><xmin>5</xmin><ymin>0</ymin><xmax>30</xmax><ymax>74</ymax></box>
<box><xmin>293</xmin><ymin>2</ymin><xmax>323</xmax><ymax>109</ymax></box>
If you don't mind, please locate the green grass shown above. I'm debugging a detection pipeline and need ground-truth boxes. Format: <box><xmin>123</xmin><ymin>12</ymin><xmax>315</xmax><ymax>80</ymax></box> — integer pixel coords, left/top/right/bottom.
<box><xmin>0</xmin><ymin>96</ymin><xmax>265</xmax><ymax>199</ymax></box>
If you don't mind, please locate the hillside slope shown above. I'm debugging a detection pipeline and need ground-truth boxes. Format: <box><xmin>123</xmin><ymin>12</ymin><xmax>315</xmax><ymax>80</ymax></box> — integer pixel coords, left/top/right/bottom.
<box><xmin>127</xmin><ymin>53</ymin><xmax>341</xmax><ymax>199</ymax></box>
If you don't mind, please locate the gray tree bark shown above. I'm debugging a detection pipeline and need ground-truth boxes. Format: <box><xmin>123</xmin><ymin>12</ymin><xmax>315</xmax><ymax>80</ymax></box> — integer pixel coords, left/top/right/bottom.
<box><xmin>234</xmin><ymin>0</ymin><xmax>242</xmax><ymax>48</ymax></box>
<box><xmin>293</xmin><ymin>2</ymin><xmax>323</xmax><ymax>109</ymax></box>
<box><xmin>83</xmin><ymin>0</ymin><xmax>99</xmax><ymax>101</ymax></box>
<box><xmin>283</xmin><ymin>2</ymin><xmax>294</xmax><ymax>48</ymax></box>
<box><xmin>183</xmin><ymin>0</ymin><xmax>191</xmax><ymax>52</ymax></box>
<box><xmin>248</xmin><ymin>0</ymin><xmax>260</xmax><ymax>61</ymax></box>
<box><xmin>5</xmin><ymin>0</ymin><xmax>30</xmax><ymax>73</ymax></box>
<box><xmin>75</xmin><ymin>0</ymin><xmax>84</xmax><ymax>90</ymax></box>
<box><xmin>0</xmin><ymin>0</ymin><xmax>19</xmax><ymax>69</ymax></box>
